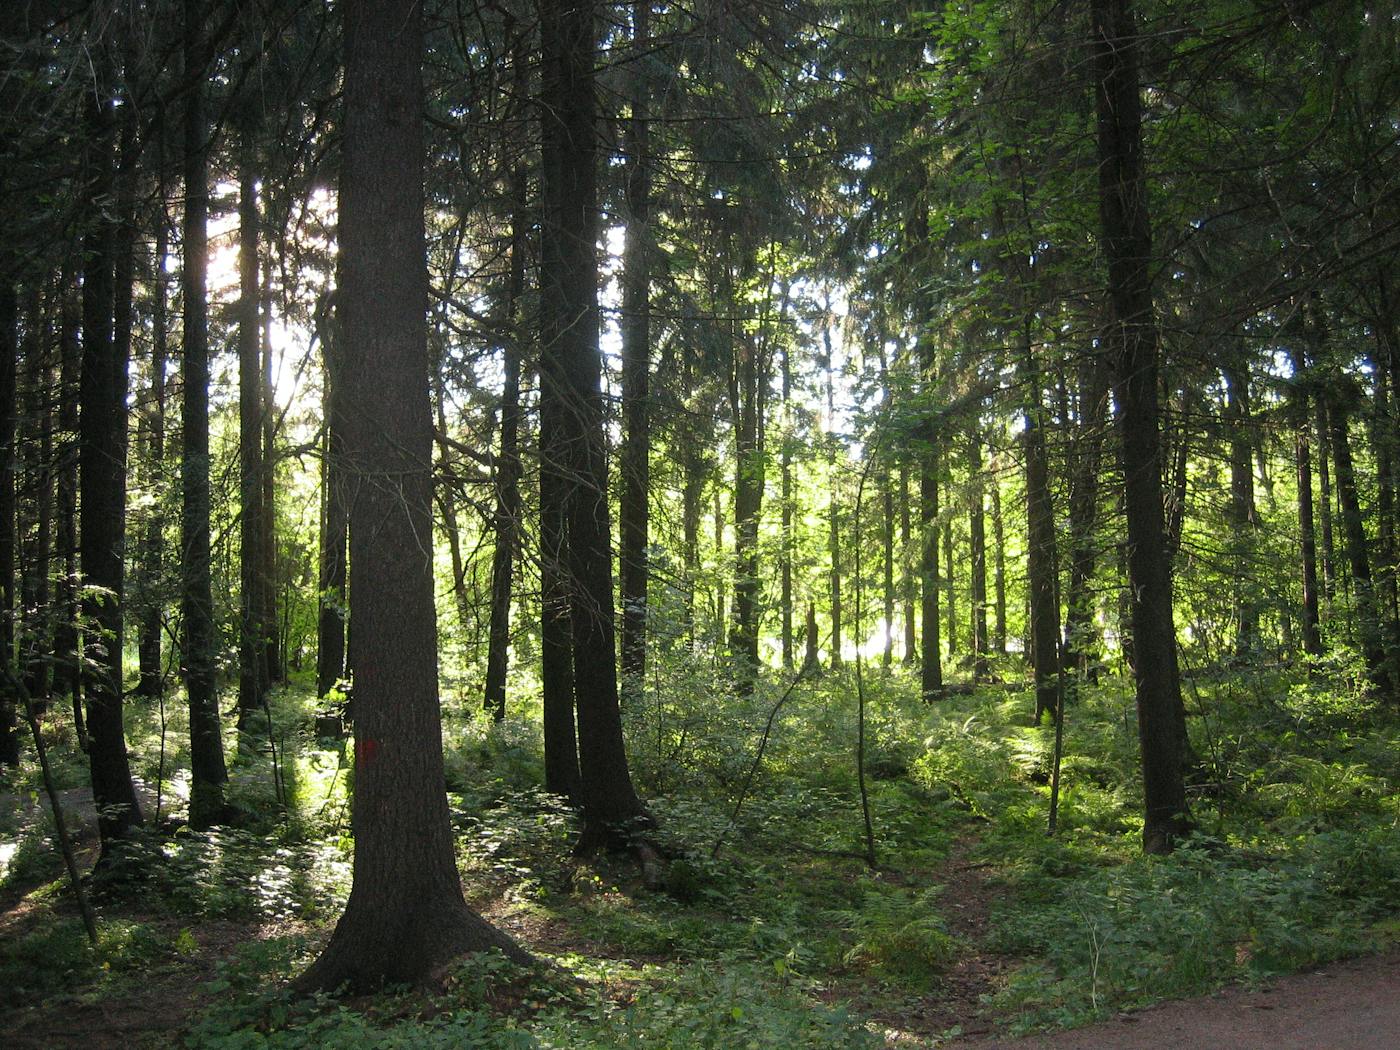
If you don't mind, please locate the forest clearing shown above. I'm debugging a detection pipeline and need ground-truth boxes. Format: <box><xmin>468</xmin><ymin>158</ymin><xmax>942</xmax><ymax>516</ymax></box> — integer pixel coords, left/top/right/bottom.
<box><xmin>3</xmin><ymin>0</ymin><xmax>1400</xmax><ymax>1045</ymax></box>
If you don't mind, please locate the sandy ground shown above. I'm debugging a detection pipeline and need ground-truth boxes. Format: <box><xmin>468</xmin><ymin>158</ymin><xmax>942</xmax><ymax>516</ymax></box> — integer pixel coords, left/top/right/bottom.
<box><xmin>946</xmin><ymin>948</ymin><xmax>1400</xmax><ymax>1049</ymax></box>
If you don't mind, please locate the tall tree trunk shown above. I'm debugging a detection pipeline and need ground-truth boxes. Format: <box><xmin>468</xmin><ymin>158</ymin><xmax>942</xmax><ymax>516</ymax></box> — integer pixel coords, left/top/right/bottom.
<box><xmin>1290</xmin><ymin>344</ymin><xmax>1322</xmax><ymax>656</ymax></box>
<box><xmin>618</xmin><ymin>0</ymin><xmax>651</xmax><ymax>696</ymax></box>
<box><xmin>681</xmin><ymin>445</ymin><xmax>704</xmax><ymax>651</ymax></box>
<box><xmin>1091</xmin><ymin>0</ymin><xmax>1191</xmax><ymax>854</ymax></box>
<box><xmin>182</xmin><ymin>0</ymin><xmax>229</xmax><ymax>828</ymax></box>
<box><xmin>0</xmin><ymin>277</ymin><xmax>17</xmax><ymax>764</ymax></box>
<box><xmin>731</xmin><ymin>327</ymin><xmax>763</xmax><ymax>685</ymax></box>
<box><xmin>81</xmin><ymin>59</ymin><xmax>143</xmax><ymax>845</ymax></box>
<box><xmin>1223</xmin><ymin>364</ymin><xmax>1258</xmax><ymax>655</ymax></box>
<box><xmin>823</xmin><ymin>320</ymin><xmax>842</xmax><ymax>669</ymax></box>
<box><xmin>1023</xmin><ymin>345</ymin><xmax>1060</xmax><ymax>724</ymax></box>
<box><xmin>238</xmin><ymin>141</ymin><xmax>268</xmax><ymax>727</ymax></box>
<box><xmin>919</xmin><ymin>452</ymin><xmax>942</xmax><ymax>699</ymax></box>
<box><xmin>483</xmin><ymin>147</ymin><xmax>528</xmax><ymax>723</ymax></box>
<box><xmin>259</xmin><ymin>260</ymin><xmax>280</xmax><ymax>682</ymax></box>
<box><xmin>967</xmin><ymin>429</ymin><xmax>989</xmax><ymax>679</ymax></box>
<box><xmin>943</xmin><ymin>516</ymin><xmax>956</xmax><ymax>657</ymax></box>
<box><xmin>1064</xmin><ymin>356</ymin><xmax>1108</xmax><ymax>681</ymax></box>
<box><xmin>1315</xmin><ymin>396</ymin><xmax>1337</xmax><ymax>604</ymax></box>
<box><xmin>780</xmin><ymin>336</ymin><xmax>794</xmax><ymax>668</ymax></box>
<box><xmin>297</xmin><ymin>0</ymin><xmax>527</xmax><ymax>990</ymax></box>
<box><xmin>991</xmin><ymin>464</ymin><xmax>1006</xmax><ymax>656</ymax></box>
<box><xmin>22</xmin><ymin>292</ymin><xmax>54</xmax><ymax>706</ymax></box>
<box><xmin>901</xmin><ymin>461</ymin><xmax>916</xmax><ymax>664</ymax></box>
<box><xmin>53</xmin><ymin>278</ymin><xmax>81</xmax><ymax>714</ymax></box>
<box><xmin>539</xmin><ymin>0</ymin><xmax>648</xmax><ymax>846</ymax></box>
<box><xmin>137</xmin><ymin>193</ymin><xmax>169</xmax><ymax>698</ymax></box>
<box><xmin>1328</xmin><ymin>390</ymin><xmax>1393</xmax><ymax>695</ymax></box>
<box><xmin>316</xmin><ymin>297</ymin><xmax>348</xmax><ymax>699</ymax></box>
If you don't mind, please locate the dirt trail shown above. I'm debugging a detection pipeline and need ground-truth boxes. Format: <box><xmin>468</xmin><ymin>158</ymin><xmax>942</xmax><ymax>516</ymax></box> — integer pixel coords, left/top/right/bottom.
<box><xmin>945</xmin><ymin>948</ymin><xmax>1400</xmax><ymax>1049</ymax></box>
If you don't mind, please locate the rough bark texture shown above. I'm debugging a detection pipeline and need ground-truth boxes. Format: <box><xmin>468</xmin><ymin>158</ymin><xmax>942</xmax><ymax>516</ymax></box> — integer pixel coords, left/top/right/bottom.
<box><xmin>181</xmin><ymin>0</ymin><xmax>228</xmax><ymax>829</ymax></box>
<box><xmin>137</xmin><ymin>197</ymin><xmax>168</xmax><ymax>699</ymax></box>
<box><xmin>297</xmin><ymin>0</ymin><xmax>527</xmax><ymax>993</ymax></box>
<box><xmin>80</xmin><ymin>60</ymin><xmax>143</xmax><ymax>844</ymax></box>
<box><xmin>1024</xmin><ymin>367</ymin><xmax>1060</xmax><ymax>725</ymax></box>
<box><xmin>1064</xmin><ymin>356</ymin><xmax>1109</xmax><ymax>680</ymax></box>
<box><xmin>1091</xmin><ymin>0</ymin><xmax>1191</xmax><ymax>854</ymax></box>
<box><xmin>539</xmin><ymin>0</ymin><xmax>647</xmax><ymax>843</ymax></box>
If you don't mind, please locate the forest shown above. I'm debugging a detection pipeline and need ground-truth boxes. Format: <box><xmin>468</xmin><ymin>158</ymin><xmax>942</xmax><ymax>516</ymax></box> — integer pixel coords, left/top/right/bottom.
<box><xmin>3</xmin><ymin>0</ymin><xmax>1400</xmax><ymax>1045</ymax></box>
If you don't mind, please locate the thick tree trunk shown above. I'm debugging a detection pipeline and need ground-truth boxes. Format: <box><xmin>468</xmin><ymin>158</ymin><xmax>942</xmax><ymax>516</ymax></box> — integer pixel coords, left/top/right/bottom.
<box><xmin>81</xmin><ymin>62</ymin><xmax>143</xmax><ymax>845</ymax></box>
<box><xmin>297</xmin><ymin>0</ymin><xmax>527</xmax><ymax>993</ymax></box>
<box><xmin>181</xmin><ymin>0</ymin><xmax>229</xmax><ymax>829</ymax></box>
<box><xmin>539</xmin><ymin>0</ymin><xmax>648</xmax><ymax>845</ymax></box>
<box><xmin>238</xmin><ymin>145</ymin><xmax>268</xmax><ymax>727</ymax></box>
<box><xmin>618</xmin><ymin>0</ymin><xmax>651</xmax><ymax>696</ymax></box>
<box><xmin>1091</xmin><ymin>0</ymin><xmax>1191</xmax><ymax>854</ymax></box>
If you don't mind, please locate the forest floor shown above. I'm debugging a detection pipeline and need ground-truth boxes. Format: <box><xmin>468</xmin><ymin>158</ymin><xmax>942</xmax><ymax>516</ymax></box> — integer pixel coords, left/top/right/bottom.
<box><xmin>3</xmin><ymin>789</ymin><xmax>1398</xmax><ymax>1048</ymax></box>
<box><xmin>5</xmin><ymin>667</ymin><xmax>1400</xmax><ymax>1048</ymax></box>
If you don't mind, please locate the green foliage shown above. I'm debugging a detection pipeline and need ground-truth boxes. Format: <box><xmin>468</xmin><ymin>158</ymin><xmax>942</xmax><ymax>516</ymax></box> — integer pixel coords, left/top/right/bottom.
<box><xmin>840</xmin><ymin>882</ymin><xmax>958</xmax><ymax>985</ymax></box>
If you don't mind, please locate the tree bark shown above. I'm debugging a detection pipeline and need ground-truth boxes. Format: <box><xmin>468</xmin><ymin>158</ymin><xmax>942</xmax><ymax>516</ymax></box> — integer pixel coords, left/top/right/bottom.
<box><xmin>297</xmin><ymin>0</ymin><xmax>527</xmax><ymax>993</ymax></box>
<box><xmin>1023</xmin><ymin>353</ymin><xmax>1060</xmax><ymax>725</ymax></box>
<box><xmin>316</xmin><ymin>296</ymin><xmax>348</xmax><ymax>699</ymax></box>
<box><xmin>1289</xmin><ymin>343</ymin><xmax>1322</xmax><ymax>656</ymax></box>
<box><xmin>1064</xmin><ymin>355</ymin><xmax>1108</xmax><ymax>680</ymax></box>
<box><xmin>81</xmin><ymin>57</ymin><xmax>143</xmax><ymax>845</ymax></box>
<box><xmin>618</xmin><ymin>0</ymin><xmax>651</xmax><ymax>696</ymax></box>
<box><xmin>1091</xmin><ymin>0</ymin><xmax>1191</xmax><ymax>854</ymax></box>
<box><xmin>0</xmin><ymin>278</ymin><xmax>17</xmax><ymax>764</ymax></box>
<box><xmin>967</xmin><ymin>429</ymin><xmax>989</xmax><ymax>679</ymax></box>
<box><xmin>901</xmin><ymin>461</ymin><xmax>916</xmax><ymax>664</ymax></box>
<box><xmin>182</xmin><ymin>0</ymin><xmax>229</xmax><ymax>829</ymax></box>
<box><xmin>137</xmin><ymin>193</ymin><xmax>169</xmax><ymax>699</ymax></box>
<box><xmin>238</xmin><ymin>140</ymin><xmax>268</xmax><ymax>727</ymax></box>
<box><xmin>780</xmin><ymin>332</ymin><xmax>794</xmax><ymax>668</ymax></box>
<box><xmin>823</xmin><ymin>319</ymin><xmax>842</xmax><ymax>669</ymax></box>
<box><xmin>1223</xmin><ymin>364</ymin><xmax>1258</xmax><ymax>655</ymax></box>
<box><xmin>539</xmin><ymin>0</ymin><xmax>648</xmax><ymax>845</ymax></box>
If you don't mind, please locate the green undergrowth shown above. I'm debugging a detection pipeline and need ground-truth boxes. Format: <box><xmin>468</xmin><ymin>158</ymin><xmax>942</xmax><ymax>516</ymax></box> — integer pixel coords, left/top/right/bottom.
<box><xmin>5</xmin><ymin>659</ymin><xmax>1400</xmax><ymax>1046</ymax></box>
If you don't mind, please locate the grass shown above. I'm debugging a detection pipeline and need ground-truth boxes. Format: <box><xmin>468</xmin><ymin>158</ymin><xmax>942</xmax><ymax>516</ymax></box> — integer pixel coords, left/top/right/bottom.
<box><xmin>2</xmin><ymin>655</ymin><xmax>1399</xmax><ymax>1046</ymax></box>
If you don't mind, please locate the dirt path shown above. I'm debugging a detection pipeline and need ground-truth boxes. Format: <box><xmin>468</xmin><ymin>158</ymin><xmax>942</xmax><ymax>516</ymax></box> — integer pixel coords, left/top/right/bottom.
<box><xmin>944</xmin><ymin>948</ymin><xmax>1400</xmax><ymax>1049</ymax></box>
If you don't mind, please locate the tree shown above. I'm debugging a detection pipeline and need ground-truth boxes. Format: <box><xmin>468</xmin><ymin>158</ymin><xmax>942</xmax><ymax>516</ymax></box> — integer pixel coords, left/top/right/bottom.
<box><xmin>297</xmin><ymin>0</ymin><xmax>527</xmax><ymax>992</ymax></box>
<box><xmin>181</xmin><ymin>0</ymin><xmax>229</xmax><ymax>829</ymax></box>
<box><xmin>1090</xmin><ymin>0</ymin><xmax>1191</xmax><ymax>854</ymax></box>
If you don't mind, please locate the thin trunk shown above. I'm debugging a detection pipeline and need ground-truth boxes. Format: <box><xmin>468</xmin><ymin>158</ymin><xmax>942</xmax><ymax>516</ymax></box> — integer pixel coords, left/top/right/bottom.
<box><xmin>137</xmin><ymin>195</ymin><xmax>168</xmax><ymax>698</ymax></box>
<box><xmin>1023</xmin><ymin>346</ymin><xmax>1060</xmax><ymax>724</ymax></box>
<box><xmin>432</xmin><ymin>371</ymin><xmax>472</xmax><ymax>633</ymax></box>
<box><xmin>1316</xmin><ymin>396</ymin><xmax>1337</xmax><ymax>603</ymax></box>
<box><xmin>901</xmin><ymin>461</ymin><xmax>916</xmax><ymax>664</ymax></box>
<box><xmin>681</xmin><ymin>447</ymin><xmax>703</xmax><ymax>650</ymax></box>
<box><xmin>0</xmin><ymin>279</ymin><xmax>17</xmax><ymax>764</ymax></box>
<box><xmin>919</xmin><ymin>455</ymin><xmax>942</xmax><ymax>699</ymax></box>
<box><xmin>1328</xmin><ymin>391</ymin><xmax>1393</xmax><ymax>695</ymax></box>
<box><xmin>1064</xmin><ymin>356</ymin><xmax>1108</xmax><ymax>680</ymax></box>
<box><xmin>967</xmin><ymin>429</ymin><xmax>989</xmax><ymax>679</ymax></box>
<box><xmin>237</xmin><ymin>143</ymin><xmax>267</xmax><ymax>725</ymax></box>
<box><xmin>781</xmin><ymin>336</ymin><xmax>794</xmax><ymax>669</ymax></box>
<box><xmin>991</xmin><ymin>465</ymin><xmax>1006</xmax><ymax>656</ymax></box>
<box><xmin>1224</xmin><ymin>364</ymin><xmax>1258</xmax><ymax>655</ymax></box>
<box><xmin>259</xmin><ymin>257</ymin><xmax>279</xmax><ymax>682</ymax></box>
<box><xmin>883</xmin><ymin>466</ymin><xmax>895</xmax><ymax>669</ymax></box>
<box><xmin>22</xmin><ymin>294</ymin><xmax>54</xmax><ymax>705</ymax></box>
<box><xmin>1289</xmin><ymin>344</ymin><xmax>1322</xmax><ymax>655</ymax></box>
<box><xmin>53</xmin><ymin>280</ymin><xmax>80</xmax><ymax>710</ymax></box>
<box><xmin>943</xmin><ymin>516</ymin><xmax>956</xmax><ymax>657</ymax></box>
<box><xmin>483</xmin><ymin>144</ymin><xmax>528</xmax><ymax>723</ymax></box>
<box><xmin>731</xmin><ymin>326</ymin><xmax>763</xmax><ymax>683</ymax></box>
<box><xmin>316</xmin><ymin>298</ymin><xmax>348</xmax><ymax>699</ymax></box>
<box><xmin>182</xmin><ymin>0</ymin><xmax>229</xmax><ymax>828</ymax></box>
<box><xmin>824</xmin><ymin>321</ymin><xmax>842</xmax><ymax>669</ymax></box>
<box><xmin>1091</xmin><ymin>0</ymin><xmax>1191</xmax><ymax>854</ymax></box>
